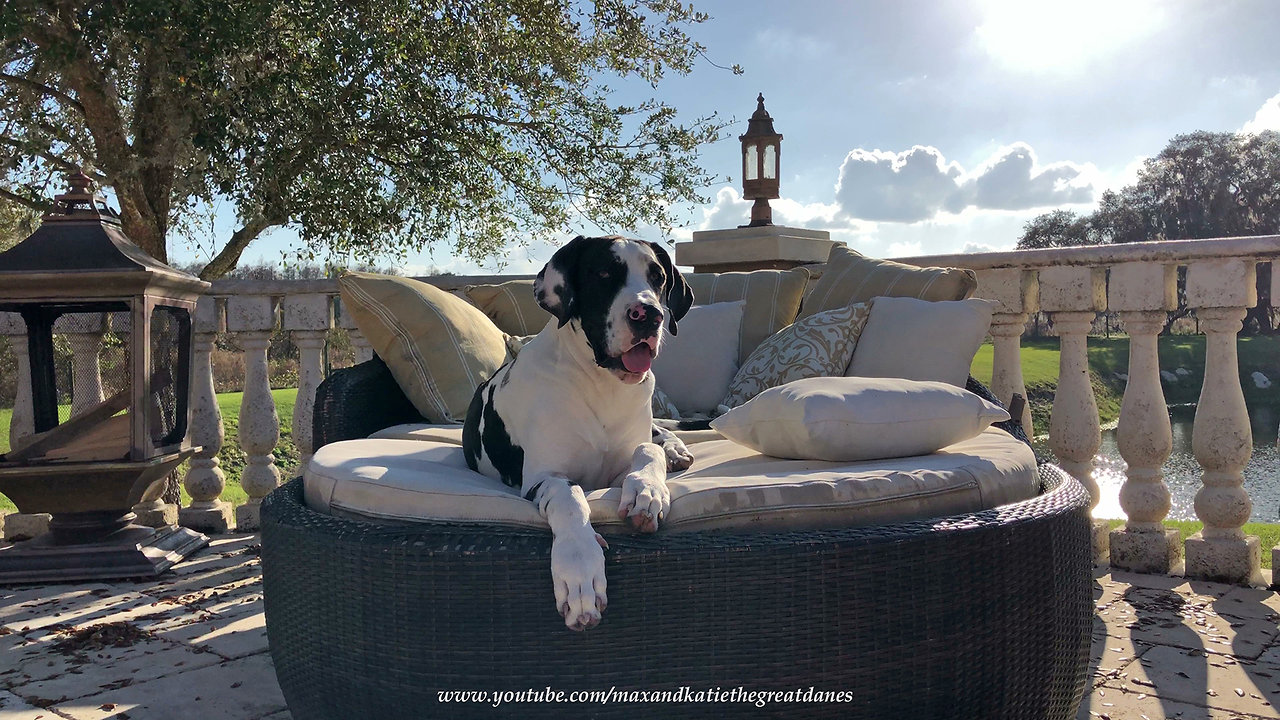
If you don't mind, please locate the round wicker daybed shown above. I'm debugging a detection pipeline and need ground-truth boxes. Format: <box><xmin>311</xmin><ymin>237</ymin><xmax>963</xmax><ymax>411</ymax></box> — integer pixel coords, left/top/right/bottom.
<box><xmin>260</xmin><ymin>359</ymin><xmax>1094</xmax><ymax>720</ymax></box>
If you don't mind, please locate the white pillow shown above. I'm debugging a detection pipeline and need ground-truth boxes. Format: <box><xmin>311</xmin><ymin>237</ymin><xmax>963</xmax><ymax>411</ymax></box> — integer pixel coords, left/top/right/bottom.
<box><xmin>709</xmin><ymin>376</ymin><xmax>1010</xmax><ymax>462</ymax></box>
<box><xmin>846</xmin><ymin>296</ymin><xmax>995</xmax><ymax>387</ymax></box>
<box><xmin>651</xmin><ymin>301</ymin><xmax>745</xmax><ymax>415</ymax></box>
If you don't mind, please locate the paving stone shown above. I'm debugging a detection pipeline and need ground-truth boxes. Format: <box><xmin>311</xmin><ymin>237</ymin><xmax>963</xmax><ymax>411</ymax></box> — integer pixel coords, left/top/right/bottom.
<box><xmin>1099</xmin><ymin>644</ymin><xmax>1280</xmax><ymax>718</ymax></box>
<box><xmin>1107</xmin><ymin>571</ymin><xmax>1236</xmax><ymax>600</ymax></box>
<box><xmin>0</xmin><ymin>588</ymin><xmax>159</xmax><ymax>633</ymax></box>
<box><xmin>1213</xmin><ymin>586</ymin><xmax>1280</xmax><ymax>622</ymax></box>
<box><xmin>49</xmin><ymin>654</ymin><xmax>287</xmax><ymax>720</ymax></box>
<box><xmin>1088</xmin><ymin>630</ymin><xmax>1156</xmax><ymax>688</ymax></box>
<box><xmin>261</xmin><ymin>710</ymin><xmax>293</xmax><ymax>719</ymax></box>
<box><xmin>152</xmin><ymin>596</ymin><xmax>269</xmax><ymax>660</ymax></box>
<box><xmin>1077</xmin><ymin>688</ymin><xmax>1274</xmax><ymax>720</ymax></box>
<box><xmin>0</xmin><ymin>688</ymin><xmax>58</xmax><ymax>720</ymax></box>
<box><xmin>5</xmin><ymin>633</ymin><xmax>222</xmax><ymax>703</ymax></box>
<box><xmin>1095</xmin><ymin>585</ymin><xmax>1279</xmax><ymax>661</ymax></box>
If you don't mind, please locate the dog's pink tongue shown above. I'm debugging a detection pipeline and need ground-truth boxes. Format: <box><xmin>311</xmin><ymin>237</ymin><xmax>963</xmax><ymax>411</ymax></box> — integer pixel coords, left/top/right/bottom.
<box><xmin>621</xmin><ymin>345</ymin><xmax>653</xmax><ymax>373</ymax></box>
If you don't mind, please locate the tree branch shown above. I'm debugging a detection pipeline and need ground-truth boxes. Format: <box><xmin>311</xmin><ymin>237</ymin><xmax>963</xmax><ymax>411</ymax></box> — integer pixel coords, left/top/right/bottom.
<box><xmin>0</xmin><ymin>71</ymin><xmax>85</xmax><ymax>116</ymax></box>
<box><xmin>0</xmin><ymin>187</ymin><xmax>53</xmax><ymax>213</ymax></box>
<box><xmin>198</xmin><ymin>215</ymin><xmax>282</xmax><ymax>280</ymax></box>
<box><xmin>0</xmin><ymin>135</ymin><xmax>85</xmax><ymax>174</ymax></box>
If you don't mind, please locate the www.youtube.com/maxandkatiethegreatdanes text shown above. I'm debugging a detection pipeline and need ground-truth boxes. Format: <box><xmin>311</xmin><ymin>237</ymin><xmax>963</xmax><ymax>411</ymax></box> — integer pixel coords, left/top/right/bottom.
<box><xmin>437</xmin><ymin>686</ymin><xmax>855</xmax><ymax>708</ymax></box>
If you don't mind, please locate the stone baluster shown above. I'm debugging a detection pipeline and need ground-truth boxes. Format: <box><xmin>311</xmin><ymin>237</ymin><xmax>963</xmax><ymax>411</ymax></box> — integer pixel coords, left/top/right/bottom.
<box><xmin>57</xmin><ymin>314</ymin><xmax>107</xmax><ymax>416</ymax></box>
<box><xmin>975</xmin><ymin>268</ymin><xmax>1039</xmax><ymax>433</ymax></box>
<box><xmin>282</xmin><ymin>294</ymin><xmax>332</xmax><ymax>466</ymax></box>
<box><xmin>1184</xmin><ymin>259</ymin><xmax>1261</xmax><ymax>585</ymax></box>
<box><xmin>1107</xmin><ymin>263</ymin><xmax>1180</xmax><ymax>574</ymax></box>
<box><xmin>338</xmin><ymin>300</ymin><xmax>373</xmax><ymax>363</ymax></box>
<box><xmin>227</xmin><ymin>295</ymin><xmax>281</xmax><ymax>532</ymax></box>
<box><xmin>1038</xmin><ymin>265</ymin><xmax>1108</xmax><ymax>560</ymax></box>
<box><xmin>0</xmin><ymin>313</ymin><xmax>34</xmax><ymax>447</ymax></box>
<box><xmin>0</xmin><ymin>313</ymin><xmax>49</xmax><ymax>541</ymax></box>
<box><xmin>179</xmin><ymin>296</ymin><xmax>235</xmax><ymax>533</ymax></box>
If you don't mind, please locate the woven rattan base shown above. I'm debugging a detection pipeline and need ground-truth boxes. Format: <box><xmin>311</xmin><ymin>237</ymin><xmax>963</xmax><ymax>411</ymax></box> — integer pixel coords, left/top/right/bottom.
<box><xmin>261</xmin><ymin>464</ymin><xmax>1092</xmax><ymax>719</ymax></box>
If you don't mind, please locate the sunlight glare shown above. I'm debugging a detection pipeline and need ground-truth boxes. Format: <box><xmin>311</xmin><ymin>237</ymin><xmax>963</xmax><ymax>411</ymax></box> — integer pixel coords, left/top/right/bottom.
<box><xmin>976</xmin><ymin>0</ymin><xmax>1163</xmax><ymax>74</ymax></box>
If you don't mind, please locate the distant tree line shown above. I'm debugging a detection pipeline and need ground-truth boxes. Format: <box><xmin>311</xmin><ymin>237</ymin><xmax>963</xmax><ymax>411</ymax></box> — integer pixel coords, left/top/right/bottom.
<box><xmin>1018</xmin><ymin>130</ymin><xmax>1280</xmax><ymax>334</ymax></box>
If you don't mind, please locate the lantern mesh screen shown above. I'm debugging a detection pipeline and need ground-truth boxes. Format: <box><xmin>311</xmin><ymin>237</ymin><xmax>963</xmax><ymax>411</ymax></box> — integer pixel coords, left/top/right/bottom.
<box><xmin>150</xmin><ymin>306</ymin><xmax>190</xmax><ymax>448</ymax></box>
<box><xmin>53</xmin><ymin>311</ymin><xmax>131</xmax><ymax>416</ymax></box>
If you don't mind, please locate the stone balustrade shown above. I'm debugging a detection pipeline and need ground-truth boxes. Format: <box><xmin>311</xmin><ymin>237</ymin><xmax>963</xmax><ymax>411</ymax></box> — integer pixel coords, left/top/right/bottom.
<box><xmin>1</xmin><ymin>237</ymin><xmax>1278</xmax><ymax>586</ymax></box>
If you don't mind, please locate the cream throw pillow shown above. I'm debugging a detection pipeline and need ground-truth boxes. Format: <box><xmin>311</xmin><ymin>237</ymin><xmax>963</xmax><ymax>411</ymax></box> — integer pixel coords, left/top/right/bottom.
<box><xmin>710</xmin><ymin>376</ymin><xmax>1010</xmax><ymax>462</ymax></box>
<box><xmin>685</xmin><ymin>268</ymin><xmax>810</xmax><ymax>364</ymax></box>
<box><xmin>651</xmin><ymin>301</ymin><xmax>745</xmax><ymax>415</ymax></box>
<box><xmin>721</xmin><ymin>302</ymin><xmax>872</xmax><ymax>408</ymax></box>
<box><xmin>847</xmin><ymin>296</ymin><xmax>995</xmax><ymax>388</ymax></box>
<box><xmin>339</xmin><ymin>271</ymin><xmax>508</xmax><ymax>423</ymax></box>
<box><xmin>800</xmin><ymin>245</ymin><xmax>976</xmax><ymax>319</ymax></box>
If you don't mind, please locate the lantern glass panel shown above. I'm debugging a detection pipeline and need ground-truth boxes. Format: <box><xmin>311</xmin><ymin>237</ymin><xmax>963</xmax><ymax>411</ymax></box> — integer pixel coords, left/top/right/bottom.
<box><xmin>763</xmin><ymin>144</ymin><xmax>777</xmax><ymax>179</ymax></box>
<box><xmin>149</xmin><ymin>305</ymin><xmax>191</xmax><ymax>448</ymax></box>
<box><xmin>745</xmin><ymin>145</ymin><xmax>759</xmax><ymax>180</ymax></box>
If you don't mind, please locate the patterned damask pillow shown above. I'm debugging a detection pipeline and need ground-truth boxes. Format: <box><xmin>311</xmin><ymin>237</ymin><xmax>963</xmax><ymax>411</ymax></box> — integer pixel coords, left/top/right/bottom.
<box><xmin>721</xmin><ymin>302</ymin><xmax>872</xmax><ymax>408</ymax></box>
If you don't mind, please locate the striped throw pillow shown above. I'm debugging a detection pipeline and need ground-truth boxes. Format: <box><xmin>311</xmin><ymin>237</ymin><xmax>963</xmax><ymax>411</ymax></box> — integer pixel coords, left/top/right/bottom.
<box><xmin>464</xmin><ymin>279</ymin><xmax>546</xmax><ymax>336</ymax></box>
<box><xmin>685</xmin><ymin>267</ymin><xmax>811</xmax><ymax>365</ymax></box>
<box><xmin>798</xmin><ymin>245</ymin><xmax>976</xmax><ymax>320</ymax></box>
<box><xmin>340</xmin><ymin>271</ymin><xmax>508</xmax><ymax>423</ymax></box>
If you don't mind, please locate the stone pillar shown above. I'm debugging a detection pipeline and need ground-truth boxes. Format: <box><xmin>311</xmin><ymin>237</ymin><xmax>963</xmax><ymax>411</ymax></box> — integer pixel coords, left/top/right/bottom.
<box><xmin>62</xmin><ymin>321</ymin><xmax>106</xmax><ymax>416</ymax></box>
<box><xmin>227</xmin><ymin>296</ymin><xmax>280</xmax><ymax>532</ymax></box>
<box><xmin>1107</xmin><ymin>260</ymin><xmax>1181</xmax><ymax>574</ymax></box>
<box><xmin>180</xmin><ymin>296</ymin><xmax>235</xmax><ymax>533</ymax></box>
<box><xmin>1</xmin><ymin>313</ymin><xmax>48</xmax><ymax>541</ymax></box>
<box><xmin>1038</xmin><ymin>265</ymin><xmax>1108</xmax><ymax>561</ymax></box>
<box><xmin>0</xmin><ymin>313</ymin><xmax>34</xmax><ymax>447</ymax></box>
<box><xmin>282</xmin><ymin>293</ymin><xmax>332</xmax><ymax>466</ymax></box>
<box><xmin>674</xmin><ymin>225</ymin><xmax>839</xmax><ymax>273</ymax></box>
<box><xmin>1184</xmin><ymin>259</ymin><xmax>1260</xmax><ymax>585</ymax></box>
<box><xmin>975</xmin><ymin>268</ymin><xmax>1039</xmax><ymax>432</ymax></box>
<box><xmin>338</xmin><ymin>304</ymin><xmax>374</xmax><ymax>363</ymax></box>
<box><xmin>1273</xmin><ymin>263</ymin><xmax>1280</xmax><ymax>588</ymax></box>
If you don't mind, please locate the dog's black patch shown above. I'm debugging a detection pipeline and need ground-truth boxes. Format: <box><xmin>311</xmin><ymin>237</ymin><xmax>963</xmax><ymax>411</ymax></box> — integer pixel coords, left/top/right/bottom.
<box><xmin>463</xmin><ymin>371</ymin><xmax>524</xmax><ymax>489</ymax></box>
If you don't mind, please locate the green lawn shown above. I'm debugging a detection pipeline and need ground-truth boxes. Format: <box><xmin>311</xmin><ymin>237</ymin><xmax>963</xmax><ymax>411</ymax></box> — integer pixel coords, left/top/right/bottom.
<box><xmin>1</xmin><ymin>388</ymin><xmax>298</xmax><ymax>513</ymax></box>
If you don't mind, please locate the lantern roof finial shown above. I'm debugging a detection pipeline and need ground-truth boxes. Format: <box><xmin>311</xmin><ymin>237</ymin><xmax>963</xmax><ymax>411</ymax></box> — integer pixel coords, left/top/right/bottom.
<box><xmin>43</xmin><ymin>168</ymin><xmax>120</xmax><ymax>224</ymax></box>
<box><xmin>740</xmin><ymin>92</ymin><xmax>781</xmax><ymax>140</ymax></box>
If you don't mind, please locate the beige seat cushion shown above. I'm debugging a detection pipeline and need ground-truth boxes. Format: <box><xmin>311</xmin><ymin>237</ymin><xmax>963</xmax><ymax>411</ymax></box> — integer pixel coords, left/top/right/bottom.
<box><xmin>370</xmin><ymin>423</ymin><xmax>722</xmax><ymax>446</ymax></box>
<box><xmin>651</xmin><ymin>301</ymin><xmax>745</xmax><ymax>415</ymax></box>
<box><xmin>685</xmin><ymin>268</ymin><xmax>811</xmax><ymax>364</ymax></box>
<box><xmin>339</xmin><ymin>271</ymin><xmax>509</xmax><ymax>423</ymax></box>
<box><xmin>799</xmin><ymin>245</ymin><xmax>977</xmax><ymax>319</ymax></box>
<box><xmin>463</xmin><ymin>280</ymin><xmax>546</xmax><ymax>336</ymax></box>
<box><xmin>304</xmin><ymin>428</ymin><xmax>1037</xmax><ymax>534</ymax></box>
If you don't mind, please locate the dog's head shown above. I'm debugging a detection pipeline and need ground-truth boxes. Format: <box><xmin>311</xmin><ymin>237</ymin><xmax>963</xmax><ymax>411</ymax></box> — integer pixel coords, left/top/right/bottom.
<box><xmin>534</xmin><ymin>235</ymin><xmax>694</xmax><ymax>384</ymax></box>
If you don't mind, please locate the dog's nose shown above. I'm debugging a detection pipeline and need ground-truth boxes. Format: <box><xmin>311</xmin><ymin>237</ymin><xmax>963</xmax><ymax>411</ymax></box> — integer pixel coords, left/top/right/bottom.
<box><xmin>627</xmin><ymin>302</ymin><xmax>663</xmax><ymax>331</ymax></box>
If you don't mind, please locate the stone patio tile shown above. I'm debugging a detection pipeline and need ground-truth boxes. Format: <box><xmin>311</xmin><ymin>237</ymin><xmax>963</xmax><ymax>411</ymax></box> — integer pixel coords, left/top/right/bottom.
<box><xmin>1253</xmin><ymin>643</ymin><xmax>1280</xmax><ymax>667</ymax></box>
<box><xmin>136</xmin><ymin>558</ymin><xmax>262</xmax><ymax>600</ymax></box>
<box><xmin>261</xmin><ymin>710</ymin><xmax>293</xmax><ymax>720</ymax></box>
<box><xmin>0</xmin><ymin>688</ymin><xmax>61</xmax><ymax>720</ymax></box>
<box><xmin>1088</xmin><ymin>629</ymin><xmax>1156</xmax><ymax>688</ymax></box>
<box><xmin>0</xmin><ymin>588</ymin><xmax>160</xmax><ymax>633</ymax></box>
<box><xmin>152</xmin><ymin>597</ymin><xmax>269</xmax><ymax>660</ymax></box>
<box><xmin>4</xmin><ymin>633</ymin><xmax>223</xmax><ymax>704</ymax></box>
<box><xmin>49</xmin><ymin>654</ymin><xmax>286</xmax><ymax>720</ymax></box>
<box><xmin>1099</xmin><ymin>644</ymin><xmax>1280</xmax><ymax>718</ymax></box>
<box><xmin>1078</xmin><ymin>688</ymin><xmax>1274</xmax><ymax>720</ymax></box>
<box><xmin>1106</xmin><ymin>570</ymin><xmax>1236</xmax><ymax>600</ymax></box>
<box><xmin>1213</xmin><ymin>585</ymin><xmax>1280</xmax><ymax>621</ymax></box>
<box><xmin>1095</xmin><ymin>586</ymin><xmax>1279</xmax><ymax>661</ymax></box>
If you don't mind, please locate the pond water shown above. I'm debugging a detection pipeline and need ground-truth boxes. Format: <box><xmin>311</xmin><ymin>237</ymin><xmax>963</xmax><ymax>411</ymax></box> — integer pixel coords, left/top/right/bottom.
<box><xmin>1080</xmin><ymin>405</ymin><xmax>1280</xmax><ymax>523</ymax></box>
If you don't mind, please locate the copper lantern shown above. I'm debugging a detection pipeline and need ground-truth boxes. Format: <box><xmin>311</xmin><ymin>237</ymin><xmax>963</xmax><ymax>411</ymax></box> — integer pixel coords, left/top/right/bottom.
<box><xmin>739</xmin><ymin>93</ymin><xmax>783</xmax><ymax>227</ymax></box>
<box><xmin>0</xmin><ymin>171</ymin><xmax>209</xmax><ymax>582</ymax></box>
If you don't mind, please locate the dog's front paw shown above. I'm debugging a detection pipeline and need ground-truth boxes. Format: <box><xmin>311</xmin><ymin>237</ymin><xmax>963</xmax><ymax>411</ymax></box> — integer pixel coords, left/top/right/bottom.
<box><xmin>662</xmin><ymin>436</ymin><xmax>694</xmax><ymax>472</ymax></box>
<box><xmin>550</xmin><ymin>529</ymin><xmax>608</xmax><ymax>631</ymax></box>
<box><xmin>617</xmin><ymin>472</ymin><xmax>671</xmax><ymax>533</ymax></box>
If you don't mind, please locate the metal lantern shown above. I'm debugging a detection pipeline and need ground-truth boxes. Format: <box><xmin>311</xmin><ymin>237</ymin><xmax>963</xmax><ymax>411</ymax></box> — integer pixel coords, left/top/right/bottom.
<box><xmin>739</xmin><ymin>93</ymin><xmax>783</xmax><ymax>227</ymax></box>
<box><xmin>0</xmin><ymin>170</ymin><xmax>209</xmax><ymax>582</ymax></box>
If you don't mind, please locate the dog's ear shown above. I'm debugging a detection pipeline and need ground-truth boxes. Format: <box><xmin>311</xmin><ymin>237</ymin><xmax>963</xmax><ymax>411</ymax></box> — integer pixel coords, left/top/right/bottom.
<box><xmin>647</xmin><ymin>241</ymin><xmax>694</xmax><ymax>335</ymax></box>
<box><xmin>535</xmin><ymin>236</ymin><xmax>589</xmax><ymax>327</ymax></box>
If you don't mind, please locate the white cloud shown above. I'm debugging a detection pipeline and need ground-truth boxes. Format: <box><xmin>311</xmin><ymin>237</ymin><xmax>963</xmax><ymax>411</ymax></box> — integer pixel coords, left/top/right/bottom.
<box><xmin>1243</xmin><ymin>92</ymin><xmax>1280</xmax><ymax>134</ymax></box>
<box><xmin>834</xmin><ymin>143</ymin><xmax>1096</xmax><ymax>223</ymax></box>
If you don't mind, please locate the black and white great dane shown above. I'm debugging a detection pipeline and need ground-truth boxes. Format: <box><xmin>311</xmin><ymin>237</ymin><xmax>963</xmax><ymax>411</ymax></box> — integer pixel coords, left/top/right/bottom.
<box><xmin>462</xmin><ymin>235</ymin><xmax>695</xmax><ymax>631</ymax></box>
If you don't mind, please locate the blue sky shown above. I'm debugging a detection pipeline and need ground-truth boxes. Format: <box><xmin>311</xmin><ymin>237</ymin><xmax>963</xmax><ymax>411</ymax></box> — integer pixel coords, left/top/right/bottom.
<box><xmin>168</xmin><ymin>0</ymin><xmax>1280</xmax><ymax>275</ymax></box>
